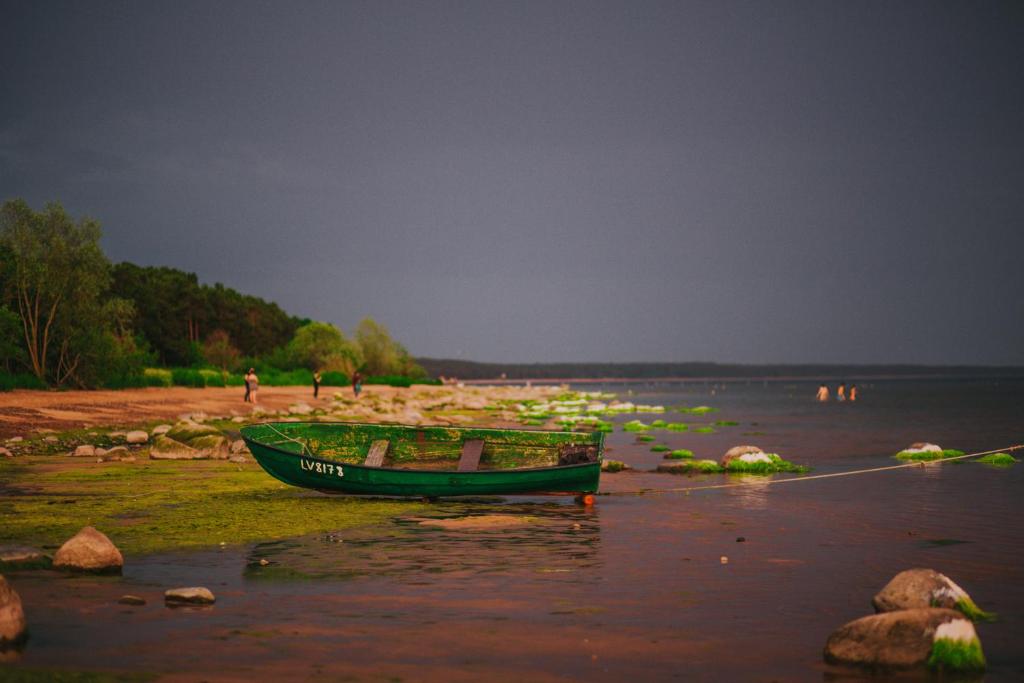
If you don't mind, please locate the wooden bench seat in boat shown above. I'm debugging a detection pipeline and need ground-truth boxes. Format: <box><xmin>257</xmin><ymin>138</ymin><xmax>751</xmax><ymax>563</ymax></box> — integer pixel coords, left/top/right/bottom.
<box><xmin>364</xmin><ymin>440</ymin><xmax>389</xmax><ymax>467</ymax></box>
<box><xmin>457</xmin><ymin>439</ymin><xmax>484</xmax><ymax>472</ymax></box>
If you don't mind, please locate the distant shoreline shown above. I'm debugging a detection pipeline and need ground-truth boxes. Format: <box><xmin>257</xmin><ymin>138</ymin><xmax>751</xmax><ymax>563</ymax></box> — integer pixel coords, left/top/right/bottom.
<box><xmin>460</xmin><ymin>373</ymin><xmax>1024</xmax><ymax>385</ymax></box>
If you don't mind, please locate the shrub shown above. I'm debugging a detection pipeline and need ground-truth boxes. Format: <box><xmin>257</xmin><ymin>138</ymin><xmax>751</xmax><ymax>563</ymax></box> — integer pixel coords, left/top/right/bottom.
<box><xmin>319</xmin><ymin>370</ymin><xmax>349</xmax><ymax>386</ymax></box>
<box><xmin>171</xmin><ymin>368</ymin><xmax>206</xmax><ymax>387</ymax></box>
<box><xmin>364</xmin><ymin>375</ymin><xmax>440</xmax><ymax>387</ymax></box>
<box><xmin>0</xmin><ymin>372</ymin><xmax>47</xmax><ymax>391</ymax></box>
<box><xmin>143</xmin><ymin>368</ymin><xmax>172</xmax><ymax>387</ymax></box>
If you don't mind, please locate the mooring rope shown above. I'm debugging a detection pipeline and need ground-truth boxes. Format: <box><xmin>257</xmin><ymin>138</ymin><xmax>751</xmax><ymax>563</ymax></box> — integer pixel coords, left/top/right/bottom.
<box><xmin>599</xmin><ymin>444</ymin><xmax>1024</xmax><ymax>497</ymax></box>
<box><xmin>263</xmin><ymin>423</ymin><xmax>311</xmax><ymax>455</ymax></box>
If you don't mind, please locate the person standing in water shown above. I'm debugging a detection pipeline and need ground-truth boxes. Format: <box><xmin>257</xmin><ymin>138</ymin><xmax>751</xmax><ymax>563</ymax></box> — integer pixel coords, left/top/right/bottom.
<box><xmin>352</xmin><ymin>370</ymin><xmax>362</xmax><ymax>398</ymax></box>
<box><xmin>849</xmin><ymin>384</ymin><xmax>858</xmax><ymax>401</ymax></box>
<box><xmin>815</xmin><ymin>384</ymin><xmax>829</xmax><ymax>402</ymax></box>
<box><xmin>837</xmin><ymin>383</ymin><xmax>846</xmax><ymax>401</ymax></box>
<box><xmin>313</xmin><ymin>370</ymin><xmax>321</xmax><ymax>399</ymax></box>
<box><xmin>246</xmin><ymin>368</ymin><xmax>259</xmax><ymax>405</ymax></box>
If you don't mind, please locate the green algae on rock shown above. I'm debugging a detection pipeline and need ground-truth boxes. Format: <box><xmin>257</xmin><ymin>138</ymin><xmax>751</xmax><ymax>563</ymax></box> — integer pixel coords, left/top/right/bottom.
<box><xmin>636</xmin><ymin>434</ymin><xmax>655</xmax><ymax>442</ymax></box>
<box><xmin>657</xmin><ymin>459</ymin><xmax>721</xmax><ymax>474</ymax></box>
<box><xmin>692</xmin><ymin>426</ymin><xmax>715</xmax><ymax>434</ymax></box>
<box><xmin>976</xmin><ymin>452</ymin><xmax>1017</xmax><ymax>466</ymax></box>
<box><xmin>622</xmin><ymin>420</ymin><xmax>650</xmax><ymax>432</ymax></box>
<box><xmin>665</xmin><ymin>449</ymin><xmax>694</xmax><ymax>459</ymax></box>
<box><xmin>677</xmin><ymin>405</ymin><xmax>716</xmax><ymax>415</ymax></box>
<box><xmin>665</xmin><ymin>423</ymin><xmax>689</xmax><ymax>431</ymax></box>
<box><xmin>723</xmin><ymin>453</ymin><xmax>807</xmax><ymax>474</ymax></box>
<box><xmin>927</xmin><ymin>619</ymin><xmax>986</xmax><ymax>672</ymax></box>
<box><xmin>601</xmin><ymin>459</ymin><xmax>629</xmax><ymax>472</ymax></box>
<box><xmin>894</xmin><ymin>443</ymin><xmax>965</xmax><ymax>461</ymax></box>
<box><xmin>650</xmin><ymin>444</ymin><xmax>670</xmax><ymax>453</ymax></box>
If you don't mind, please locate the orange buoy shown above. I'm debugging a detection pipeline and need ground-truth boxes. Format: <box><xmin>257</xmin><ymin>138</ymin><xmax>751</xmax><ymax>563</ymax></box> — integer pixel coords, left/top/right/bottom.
<box><xmin>581</xmin><ymin>494</ymin><xmax>595</xmax><ymax>506</ymax></box>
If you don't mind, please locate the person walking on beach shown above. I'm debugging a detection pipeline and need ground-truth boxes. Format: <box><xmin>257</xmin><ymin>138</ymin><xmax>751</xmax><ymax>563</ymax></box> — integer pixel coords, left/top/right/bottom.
<box><xmin>243</xmin><ymin>372</ymin><xmax>251</xmax><ymax>403</ymax></box>
<box><xmin>837</xmin><ymin>383</ymin><xmax>846</xmax><ymax>401</ymax></box>
<box><xmin>313</xmin><ymin>371</ymin><xmax>321</xmax><ymax>399</ymax></box>
<box><xmin>352</xmin><ymin>370</ymin><xmax>362</xmax><ymax>398</ymax></box>
<box><xmin>849</xmin><ymin>384</ymin><xmax>858</xmax><ymax>401</ymax></box>
<box><xmin>815</xmin><ymin>384</ymin><xmax>829</xmax><ymax>402</ymax></box>
<box><xmin>246</xmin><ymin>368</ymin><xmax>259</xmax><ymax>405</ymax></box>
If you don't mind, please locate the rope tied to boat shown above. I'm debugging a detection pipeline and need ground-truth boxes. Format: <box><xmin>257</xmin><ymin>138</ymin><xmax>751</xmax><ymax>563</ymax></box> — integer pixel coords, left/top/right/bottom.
<box><xmin>264</xmin><ymin>423</ymin><xmax>312</xmax><ymax>455</ymax></box>
<box><xmin>599</xmin><ymin>443</ymin><xmax>1024</xmax><ymax>498</ymax></box>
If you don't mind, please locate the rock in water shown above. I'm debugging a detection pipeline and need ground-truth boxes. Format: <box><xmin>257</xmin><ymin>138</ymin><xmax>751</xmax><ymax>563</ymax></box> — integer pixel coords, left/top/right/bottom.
<box><xmin>164</xmin><ymin>587</ymin><xmax>216</xmax><ymax>606</ymax></box>
<box><xmin>149</xmin><ymin>435</ymin><xmax>204</xmax><ymax>460</ymax></box>
<box><xmin>52</xmin><ymin>526</ymin><xmax>123</xmax><ymax>574</ymax></box>
<box><xmin>0</xmin><ymin>546</ymin><xmax>50</xmax><ymax>571</ymax></box>
<box><xmin>118</xmin><ymin>595</ymin><xmax>146</xmax><ymax>606</ymax></box>
<box><xmin>824</xmin><ymin>608</ymin><xmax>984</xmax><ymax>671</ymax></box>
<box><xmin>0</xmin><ymin>575</ymin><xmax>27</xmax><ymax>647</ymax></box>
<box><xmin>125</xmin><ymin>430</ymin><xmax>149</xmax><ymax>444</ymax></box>
<box><xmin>873</xmin><ymin>568</ymin><xmax>993</xmax><ymax>621</ymax></box>
<box><xmin>721</xmin><ymin>445</ymin><xmax>764</xmax><ymax>466</ymax></box>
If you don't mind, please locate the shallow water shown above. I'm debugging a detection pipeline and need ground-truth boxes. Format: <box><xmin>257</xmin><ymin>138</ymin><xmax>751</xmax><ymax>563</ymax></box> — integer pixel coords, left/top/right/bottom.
<box><xmin>5</xmin><ymin>378</ymin><xmax>1024</xmax><ymax>681</ymax></box>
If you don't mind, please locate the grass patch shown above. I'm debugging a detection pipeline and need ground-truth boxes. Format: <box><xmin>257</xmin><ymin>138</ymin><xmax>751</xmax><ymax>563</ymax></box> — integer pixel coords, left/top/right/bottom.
<box><xmin>650</xmin><ymin>444</ymin><xmax>670</xmax><ymax>453</ymax></box>
<box><xmin>666</xmin><ymin>449</ymin><xmax>694</xmax><ymax>459</ymax></box>
<box><xmin>976</xmin><ymin>452</ymin><xmax>1017</xmax><ymax>466</ymax></box>
<box><xmin>0</xmin><ymin>457</ymin><xmax>423</xmax><ymax>555</ymax></box>
<box><xmin>927</xmin><ymin>637</ymin><xmax>986</xmax><ymax>672</ymax></box>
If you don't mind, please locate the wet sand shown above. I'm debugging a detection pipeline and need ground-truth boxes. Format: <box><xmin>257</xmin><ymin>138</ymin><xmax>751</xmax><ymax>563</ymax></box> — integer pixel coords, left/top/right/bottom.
<box><xmin>2</xmin><ymin>379</ymin><xmax>1023</xmax><ymax>681</ymax></box>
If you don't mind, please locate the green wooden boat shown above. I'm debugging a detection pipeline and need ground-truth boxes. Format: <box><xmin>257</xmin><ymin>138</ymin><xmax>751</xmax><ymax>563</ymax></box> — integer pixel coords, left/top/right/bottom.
<box><xmin>240</xmin><ymin>421</ymin><xmax>603</xmax><ymax>498</ymax></box>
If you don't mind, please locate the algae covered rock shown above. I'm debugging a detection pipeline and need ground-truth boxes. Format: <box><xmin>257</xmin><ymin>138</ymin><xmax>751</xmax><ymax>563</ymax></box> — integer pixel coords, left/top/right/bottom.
<box><xmin>151</xmin><ymin>424</ymin><xmax>172</xmax><ymax>435</ymax></box>
<box><xmin>165</xmin><ymin>587</ymin><xmax>216</xmax><ymax>606</ymax></box>
<box><xmin>873</xmin><ymin>568</ymin><xmax>994</xmax><ymax>621</ymax></box>
<box><xmin>0</xmin><ymin>546</ymin><xmax>50</xmax><ymax>571</ymax></box>
<box><xmin>149</xmin><ymin>435</ymin><xmax>205</xmax><ymax>460</ymax></box>
<box><xmin>657</xmin><ymin>459</ymin><xmax>721</xmax><ymax>474</ymax></box>
<box><xmin>824</xmin><ymin>608</ymin><xmax>984</xmax><ymax>672</ymax></box>
<box><xmin>0</xmin><ymin>575</ymin><xmax>27</xmax><ymax>647</ymax></box>
<box><xmin>189</xmin><ymin>435</ymin><xmax>230</xmax><ymax>459</ymax></box>
<box><xmin>894</xmin><ymin>443</ymin><xmax>963</xmax><ymax>461</ymax></box>
<box><xmin>721</xmin><ymin>445</ymin><xmax>764</xmax><ymax>466</ymax></box>
<box><xmin>665</xmin><ymin>449</ymin><xmax>694</xmax><ymax>459</ymax></box>
<box><xmin>166</xmin><ymin>420</ymin><xmax>221</xmax><ymax>443</ymax></box>
<box><xmin>71</xmin><ymin>445</ymin><xmax>96</xmax><ymax>457</ymax></box>
<box><xmin>53</xmin><ymin>526</ymin><xmax>123</xmax><ymax>574</ymax></box>
<box><xmin>601</xmin><ymin>459</ymin><xmax>630</xmax><ymax>472</ymax></box>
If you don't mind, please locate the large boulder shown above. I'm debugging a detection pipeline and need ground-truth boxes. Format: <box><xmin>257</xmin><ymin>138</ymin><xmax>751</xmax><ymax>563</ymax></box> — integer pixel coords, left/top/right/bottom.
<box><xmin>100</xmin><ymin>446</ymin><xmax>131</xmax><ymax>461</ymax></box>
<box><xmin>166</xmin><ymin>421</ymin><xmax>220</xmax><ymax>443</ymax></box>
<box><xmin>824</xmin><ymin>608</ymin><xmax>984</xmax><ymax>671</ymax></box>
<box><xmin>0</xmin><ymin>575</ymin><xmax>27</xmax><ymax>647</ymax></box>
<box><xmin>52</xmin><ymin>526</ymin><xmax>123</xmax><ymax>574</ymax></box>
<box><xmin>71</xmin><ymin>445</ymin><xmax>96</xmax><ymax>457</ymax></box>
<box><xmin>721</xmin><ymin>445</ymin><xmax>764</xmax><ymax>466</ymax></box>
<box><xmin>125</xmin><ymin>430</ymin><xmax>149</xmax><ymax>444</ymax></box>
<box><xmin>873</xmin><ymin>568</ymin><xmax>992</xmax><ymax>621</ymax></box>
<box><xmin>149</xmin><ymin>435</ymin><xmax>205</xmax><ymax>460</ymax></box>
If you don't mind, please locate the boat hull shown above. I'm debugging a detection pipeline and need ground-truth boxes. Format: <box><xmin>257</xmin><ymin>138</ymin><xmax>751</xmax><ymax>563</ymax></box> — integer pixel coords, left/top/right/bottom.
<box><xmin>246</xmin><ymin>438</ymin><xmax>601</xmax><ymax>498</ymax></box>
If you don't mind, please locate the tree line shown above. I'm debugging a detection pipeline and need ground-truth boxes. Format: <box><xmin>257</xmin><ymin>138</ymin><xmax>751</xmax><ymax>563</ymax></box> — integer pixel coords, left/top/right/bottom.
<box><xmin>0</xmin><ymin>199</ymin><xmax>427</xmax><ymax>389</ymax></box>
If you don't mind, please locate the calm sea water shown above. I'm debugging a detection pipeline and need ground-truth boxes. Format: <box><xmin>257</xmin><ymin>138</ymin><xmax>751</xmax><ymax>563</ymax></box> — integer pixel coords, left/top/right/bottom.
<box><xmin>6</xmin><ymin>378</ymin><xmax>1023</xmax><ymax>681</ymax></box>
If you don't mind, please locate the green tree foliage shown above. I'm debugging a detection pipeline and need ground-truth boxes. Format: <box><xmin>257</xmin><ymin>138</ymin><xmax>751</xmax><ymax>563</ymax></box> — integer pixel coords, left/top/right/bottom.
<box><xmin>287</xmin><ymin>321</ymin><xmax>362</xmax><ymax>374</ymax></box>
<box><xmin>111</xmin><ymin>263</ymin><xmax>300</xmax><ymax>365</ymax></box>
<box><xmin>0</xmin><ymin>199</ymin><xmax>116</xmax><ymax>385</ymax></box>
<box><xmin>354</xmin><ymin>317</ymin><xmax>425</xmax><ymax>377</ymax></box>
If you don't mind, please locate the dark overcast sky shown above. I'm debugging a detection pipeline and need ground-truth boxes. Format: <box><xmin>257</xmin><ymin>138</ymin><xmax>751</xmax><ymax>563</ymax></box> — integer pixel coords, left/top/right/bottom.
<box><xmin>2</xmin><ymin>1</ymin><xmax>1022</xmax><ymax>365</ymax></box>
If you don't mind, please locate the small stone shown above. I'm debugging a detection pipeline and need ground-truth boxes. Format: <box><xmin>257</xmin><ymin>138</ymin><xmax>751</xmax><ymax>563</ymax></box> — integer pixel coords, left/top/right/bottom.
<box><xmin>164</xmin><ymin>587</ymin><xmax>216</xmax><ymax>605</ymax></box>
<box><xmin>228</xmin><ymin>455</ymin><xmax>248</xmax><ymax>464</ymax></box>
<box><xmin>43</xmin><ymin>436</ymin><xmax>58</xmax><ymax>443</ymax></box>
<box><xmin>259</xmin><ymin>559</ymin><xmax>269</xmax><ymax>566</ymax></box>
<box><xmin>52</xmin><ymin>526</ymin><xmax>123</xmax><ymax>574</ymax></box>
<box><xmin>118</xmin><ymin>595</ymin><xmax>146</xmax><ymax>606</ymax></box>
<box><xmin>0</xmin><ymin>575</ymin><xmax>28</xmax><ymax>646</ymax></box>
<box><xmin>0</xmin><ymin>448</ymin><xmax>12</xmax><ymax>458</ymax></box>
<box><xmin>720</xmin><ymin>556</ymin><xmax>729</xmax><ymax>564</ymax></box>
<box><xmin>736</xmin><ymin>537</ymin><xmax>746</xmax><ymax>543</ymax></box>
<box><xmin>120</xmin><ymin>456</ymin><xmax>137</xmax><ymax>463</ymax></box>
<box><xmin>125</xmin><ymin>430</ymin><xmax>149</xmax><ymax>444</ymax></box>
<box><xmin>230</xmin><ymin>439</ymin><xmax>248</xmax><ymax>454</ymax></box>
<box><xmin>231</xmin><ymin>416</ymin><xmax>246</xmax><ymax>423</ymax></box>
<box><xmin>151</xmin><ymin>424</ymin><xmax>172</xmax><ymax>435</ymax></box>
<box><xmin>72</xmin><ymin>445</ymin><xmax>96</xmax><ymax>457</ymax></box>
<box><xmin>6</xmin><ymin>437</ymin><xmax>23</xmax><ymax>444</ymax></box>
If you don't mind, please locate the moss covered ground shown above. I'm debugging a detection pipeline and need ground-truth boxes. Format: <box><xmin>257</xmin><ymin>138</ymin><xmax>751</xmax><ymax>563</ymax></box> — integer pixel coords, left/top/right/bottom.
<box><xmin>0</xmin><ymin>456</ymin><xmax>423</xmax><ymax>556</ymax></box>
